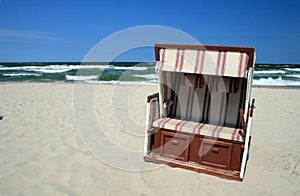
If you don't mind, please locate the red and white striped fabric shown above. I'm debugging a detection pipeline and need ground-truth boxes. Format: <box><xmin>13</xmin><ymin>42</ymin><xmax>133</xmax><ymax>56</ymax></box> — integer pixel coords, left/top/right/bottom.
<box><xmin>207</xmin><ymin>76</ymin><xmax>239</xmax><ymax>93</ymax></box>
<box><xmin>158</xmin><ymin>72</ymin><xmax>245</xmax><ymax>127</ymax></box>
<box><xmin>174</xmin><ymin>84</ymin><xmax>208</xmax><ymax>123</ymax></box>
<box><xmin>156</xmin><ymin>48</ymin><xmax>249</xmax><ymax>78</ymax></box>
<box><xmin>152</xmin><ymin>118</ymin><xmax>243</xmax><ymax>142</ymax></box>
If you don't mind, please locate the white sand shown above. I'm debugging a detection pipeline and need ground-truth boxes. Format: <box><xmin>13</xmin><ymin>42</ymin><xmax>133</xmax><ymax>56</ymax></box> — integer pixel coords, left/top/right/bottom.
<box><xmin>0</xmin><ymin>83</ymin><xmax>299</xmax><ymax>195</ymax></box>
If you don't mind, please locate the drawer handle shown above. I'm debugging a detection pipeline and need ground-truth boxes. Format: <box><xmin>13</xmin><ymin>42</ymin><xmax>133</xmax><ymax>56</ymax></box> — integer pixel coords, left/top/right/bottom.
<box><xmin>212</xmin><ymin>147</ymin><xmax>219</xmax><ymax>153</ymax></box>
<box><xmin>171</xmin><ymin>140</ymin><xmax>178</xmax><ymax>145</ymax></box>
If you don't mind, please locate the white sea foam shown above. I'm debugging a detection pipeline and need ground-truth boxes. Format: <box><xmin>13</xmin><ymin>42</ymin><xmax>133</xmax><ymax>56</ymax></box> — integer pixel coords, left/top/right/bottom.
<box><xmin>0</xmin><ymin>66</ymin><xmax>47</xmax><ymax>71</ymax></box>
<box><xmin>0</xmin><ymin>64</ymin><xmax>146</xmax><ymax>73</ymax></box>
<box><xmin>0</xmin><ymin>64</ymin><xmax>109</xmax><ymax>72</ymax></box>
<box><xmin>285</xmin><ymin>68</ymin><xmax>300</xmax><ymax>72</ymax></box>
<box><xmin>286</xmin><ymin>74</ymin><xmax>300</xmax><ymax>79</ymax></box>
<box><xmin>133</xmin><ymin>74</ymin><xmax>158</xmax><ymax>79</ymax></box>
<box><xmin>2</xmin><ymin>73</ymin><xmax>41</xmax><ymax>77</ymax></box>
<box><xmin>69</xmin><ymin>65</ymin><xmax>110</xmax><ymax>69</ymax></box>
<box><xmin>253</xmin><ymin>76</ymin><xmax>300</xmax><ymax>86</ymax></box>
<box><xmin>34</xmin><ymin>68</ymin><xmax>72</xmax><ymax>73</ymax></box>
<box><xmin>110</xmin><ymin>66</ymin><xmax>148</xmax><ymax>71</ymax></box>
<box><xmin>254</xmin><ymin>70</ymin><xmax>285</xmax><ymax>74</ymax></box>
<box><xmin>65</xmin><ymin>75</ymin><xmax>99</xmax><ymax>81</ymax></box>
<box><xmin>0</xmin><ymin>67</ymin><xmax>21</xmax><ymax>71</ymax></box>
<box><xmin>85</xmin><ymin>80</ymin><xmax>157</xmax><ymax>85</ymax></box>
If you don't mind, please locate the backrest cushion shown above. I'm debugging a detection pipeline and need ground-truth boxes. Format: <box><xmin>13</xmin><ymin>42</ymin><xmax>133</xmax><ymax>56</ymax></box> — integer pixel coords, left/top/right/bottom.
<box><xmin>159</xmin><ymin>71</ymin><xmax>246</xmax><ymax>128</ymax></box>
<box><xmin>207</xmin><ymin>77</ymin><xmax>246</xmax><ymax>127</ymax></box>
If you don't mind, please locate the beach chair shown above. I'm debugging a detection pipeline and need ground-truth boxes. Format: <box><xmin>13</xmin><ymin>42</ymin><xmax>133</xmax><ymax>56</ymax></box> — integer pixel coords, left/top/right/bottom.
<box><xmin>144</xmin><ymin>44</ymin><xmax>256</xmax><ymax>181</ymax></box>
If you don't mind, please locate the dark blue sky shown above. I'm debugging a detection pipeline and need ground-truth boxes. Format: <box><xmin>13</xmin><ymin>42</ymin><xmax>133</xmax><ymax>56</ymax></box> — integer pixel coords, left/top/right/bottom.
<box><xmin>0</xmin><ymin>0</ymin><xmax>299</xmax><ymax>63</ymax></box>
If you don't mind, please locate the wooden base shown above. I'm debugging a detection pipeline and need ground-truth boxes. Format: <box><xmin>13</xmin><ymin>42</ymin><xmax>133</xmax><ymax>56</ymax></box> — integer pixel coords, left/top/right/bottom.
<box><xmin>144</xmin><ymin>153</ymin><xmax>242</xmax><ymax>181</ymax></box>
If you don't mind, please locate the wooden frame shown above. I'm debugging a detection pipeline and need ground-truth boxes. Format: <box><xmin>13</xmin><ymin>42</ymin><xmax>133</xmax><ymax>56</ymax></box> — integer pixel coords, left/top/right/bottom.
<box><xmin>144</xmin><ymin>153</ymin><xmax>242</xmax><ymax>181</ymax></box>
<box><xmin>145</xmin><ymin>129</ymin><xmax>243</xmax><ymax>181</ymax></box>
<box><xmin>144</xmin><ymin>43</ymin><xmax>255</xmax><ymax>181</ymax></box>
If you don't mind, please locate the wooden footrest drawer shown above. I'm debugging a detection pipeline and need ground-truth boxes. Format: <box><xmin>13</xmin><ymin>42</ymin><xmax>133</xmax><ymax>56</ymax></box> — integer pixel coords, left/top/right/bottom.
<box><xmin>199</xmin><ymin>139</ymin><xmax>232</xmax><ymax>169</ymax></box>
<box><xmin>160</xmin><ymin>131</ymin><xmax>191</xmax><ymax>161</ymax></box>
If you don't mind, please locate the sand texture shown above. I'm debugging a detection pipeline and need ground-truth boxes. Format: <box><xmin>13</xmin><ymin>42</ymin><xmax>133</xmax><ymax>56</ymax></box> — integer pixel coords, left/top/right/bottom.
<box><xmin>0</xmin><ymin>83</ymin><xmax>299</xmax><ymax>195</ymax></box>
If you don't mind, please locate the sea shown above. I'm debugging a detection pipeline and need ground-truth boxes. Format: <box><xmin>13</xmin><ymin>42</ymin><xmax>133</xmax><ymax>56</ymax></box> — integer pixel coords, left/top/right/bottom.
<box><xmin>0</xmin><ymin>62</ymin><xmax>300</xmax><ymax>87</ymax></box>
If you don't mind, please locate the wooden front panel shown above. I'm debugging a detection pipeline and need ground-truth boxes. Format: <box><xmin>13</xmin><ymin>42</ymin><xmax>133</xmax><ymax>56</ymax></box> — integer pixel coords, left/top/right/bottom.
<box><xmin>199</xmin><ymin>139</ymin><xmax>232</xmax><ymax>169</ymax></box>
<box><xmin>150</xmin><ymin>129</ymin><xmax>161</xmax><ymax>154</ymax></box>
<box><xmin>160</xmin><ymin>131</ymin><xmax>191</xmax><ymax>161</ymax></box>
<box><xmin>188</xmin><ymin>135</ymin><xmax>201</xmax><ymax>162</ymax></box>
<box><xmin>230</xmin><ymin>143</ymin><xmax>243</xmax><ymax>171</ymax></box>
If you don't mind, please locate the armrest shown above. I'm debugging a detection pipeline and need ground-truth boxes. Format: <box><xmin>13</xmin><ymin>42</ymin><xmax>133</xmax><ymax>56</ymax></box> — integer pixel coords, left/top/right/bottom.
<box><xmin>147</xmin><ymin>93</ymin><xmax>159</xmax><ymax>103</ymax></box>
<box><xmin>239</xmin><ymin>109</ymin><xmax>246</xmax><ymax>129</ymax></box>
<box><xmin>239</xmin><ymin>98</ymin><xmax>256</xmax><ymax>136</ymax></box>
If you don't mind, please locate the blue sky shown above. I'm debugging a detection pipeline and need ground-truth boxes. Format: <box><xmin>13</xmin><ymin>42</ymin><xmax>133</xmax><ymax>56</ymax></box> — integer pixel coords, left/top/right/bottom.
<box><xmin>0</xmin><ymin>0</ymin><xmax>299</xmax><ymax>63</ymax></box>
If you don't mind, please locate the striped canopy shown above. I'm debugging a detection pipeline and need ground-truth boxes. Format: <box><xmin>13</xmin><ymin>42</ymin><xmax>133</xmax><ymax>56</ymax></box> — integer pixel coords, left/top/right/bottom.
<box><xmin>156</xmin><ymin>48</ymin><xmax>250</xmax><ymax>78</ymax></box>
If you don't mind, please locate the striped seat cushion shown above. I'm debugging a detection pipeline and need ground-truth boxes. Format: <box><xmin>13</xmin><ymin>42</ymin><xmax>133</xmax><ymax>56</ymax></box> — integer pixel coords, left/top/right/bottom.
<box><xmin>152</xmin><ymin>118</ymin><xmax>243</xmax><ymax>142</ymax></box>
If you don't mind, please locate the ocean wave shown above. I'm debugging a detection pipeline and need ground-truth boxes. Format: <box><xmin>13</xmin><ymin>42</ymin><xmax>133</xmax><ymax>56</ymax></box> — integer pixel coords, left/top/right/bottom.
<box><xmin>110</xmin><ymin>66</ymin><xmax>149</xmax><ymax>71</ymax></box>
<box><xmin>285</xmin><ymin>68</ymin><xmax>300</xmax><ymax>72</ymax></box>
<box><xmin>286</xmin><ymin>74</ymin><xmax>300</xmax><ymax>79</ymax></box>
<box><xmin>65</xmin><ymin>75</ymin><xmax>99</xmax><ymax>81</ymax></box>
<box><xmin>253</xmin><ymin>76</ymin><xmax>300</xmax><ymax>86</ymax></box>
<box><xmin>254</xmin><ymin>70</ymin><xmax>285</xmax><ymax>74</ymax></box>
<box><xmin>35</xmin><ymin>64</ymin><xmax>109</xmax><ymax>70</ymax></box>
<box><xmin>0</xmin><ymin>67</ymin><xmax>22</xmax><ymax>71</ymax></box>
<box><xmin>2</xmin><ymin>73</ymin><xmax>42</xmax><ymax>77</ymax></box>
<box><xmin>34</xmin><ymin>68</ymin><xmax>72</xmax><ymax>73</ymax></box>
<box><xmin>133</xmin><ymin>74</ymin><xmax>158</xmax><ymax>79</ymax></box>
<box><xmin>0</xmin><ymin>65</ymin><xmax>45</xmax><ymax>71</ymax></box>
<box><xmin>68</xmin><ymin>64</ymin><xmax>110</xmax><ymax>69</ymax></box>
<box><xmin>0</xmin><ymin>64</ymin><xmax>110</xmax><ymax>72</ymax></box>
<box><xmin>0</xmin><ymin>66</ymin><xmax>71</xmax><ymax>73</ymax></box>
<box><xmin>85</xmin><ymin>80</ymin><xmax>157</xmax><ymax>85</ymax></box>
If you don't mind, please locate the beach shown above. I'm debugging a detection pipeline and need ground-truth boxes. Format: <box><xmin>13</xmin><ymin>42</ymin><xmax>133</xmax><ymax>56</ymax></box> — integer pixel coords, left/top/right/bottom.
<box><xmin>0</xmin><ymin>83</ymin><xmax>299</xmax><ymax>195</ymax></box>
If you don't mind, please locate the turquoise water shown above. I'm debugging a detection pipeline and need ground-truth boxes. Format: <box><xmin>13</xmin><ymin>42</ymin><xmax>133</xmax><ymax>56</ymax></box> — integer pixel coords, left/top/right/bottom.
<box><xmin>0</xmin><ymin>62</ymin><xmax>299</xmax><ymax>86</ymax></box>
